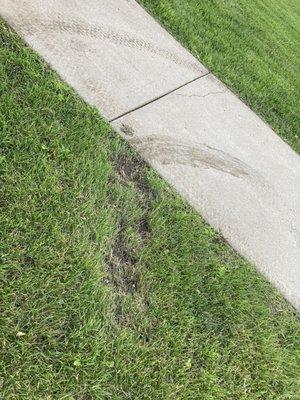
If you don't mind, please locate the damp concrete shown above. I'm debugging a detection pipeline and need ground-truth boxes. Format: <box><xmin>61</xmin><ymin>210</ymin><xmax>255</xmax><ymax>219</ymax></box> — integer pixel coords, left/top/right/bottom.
<box><xmin>1</xmin><ymin>0</ymin><xmax>299</xmax><ymax>309</ymax></box>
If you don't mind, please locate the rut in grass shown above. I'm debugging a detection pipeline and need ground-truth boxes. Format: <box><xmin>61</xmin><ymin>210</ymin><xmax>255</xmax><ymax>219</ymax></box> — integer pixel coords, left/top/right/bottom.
<box><xmin>104</xmin><ymin>145</ymin><xmax>155</xmax><ymax>322</ymax></box>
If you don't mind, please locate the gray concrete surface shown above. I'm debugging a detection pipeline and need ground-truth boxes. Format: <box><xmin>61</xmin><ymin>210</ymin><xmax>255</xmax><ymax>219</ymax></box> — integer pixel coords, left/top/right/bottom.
<box><xmin>1</xmin><ymin>0</ymin><xmax>300</xmax><ymax>309</ymax></box>
<box><xmin>0</xmin><ymin>0</ymin><xmax>207</xmax><ymax>120</ymax></box>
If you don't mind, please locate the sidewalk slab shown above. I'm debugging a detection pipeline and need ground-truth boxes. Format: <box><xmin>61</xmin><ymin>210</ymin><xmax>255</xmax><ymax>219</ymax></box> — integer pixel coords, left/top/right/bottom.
<box><xmin>0</xmin><ymin>0</ymin><xmax>207</xmax><ymax>120</ymax></box>
<box><xmin>112</xmin><ymin>74</ymin><xmax>300</xmax><ymax>309</ymax></box>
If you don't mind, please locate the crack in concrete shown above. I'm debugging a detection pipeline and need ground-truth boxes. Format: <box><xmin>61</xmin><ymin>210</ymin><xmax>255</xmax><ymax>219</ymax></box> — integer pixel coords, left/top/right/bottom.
<box><xmin>174</xmin><ymin>89</ymin><xmax>227</xmax><ymax>99</ymax></box>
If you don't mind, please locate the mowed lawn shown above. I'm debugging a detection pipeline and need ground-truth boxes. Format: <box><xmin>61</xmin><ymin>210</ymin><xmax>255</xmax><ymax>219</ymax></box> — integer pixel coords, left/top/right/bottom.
<box><xmin>0</xmin><ymin>11</ymin><xmax>300</xmax><ymax>400</ymax></box>
<box><xmin>140</xmin><ymin>0</ymin><xmax>300</xmax><ymax>153</ymax></box>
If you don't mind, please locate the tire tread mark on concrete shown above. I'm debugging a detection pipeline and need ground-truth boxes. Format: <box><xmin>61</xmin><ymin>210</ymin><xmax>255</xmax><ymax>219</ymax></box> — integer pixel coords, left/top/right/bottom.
<box><xmin>127</xmin><ymin>134</ymin><xmax>250</xmax><ymax>178</ymax></box>
<box><xmin>18</xmin><ymin>17</ymin><xmax>205</xmax><ymax>74</ymax></box>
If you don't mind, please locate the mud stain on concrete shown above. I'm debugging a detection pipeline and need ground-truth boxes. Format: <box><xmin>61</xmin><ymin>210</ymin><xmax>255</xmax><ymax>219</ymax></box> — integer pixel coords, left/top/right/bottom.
<box><xmin>120</xmin><ymin>123</ymin><xmax>135</xmax><ymax>137</ymax></box>
<box><xmin>127</xmin><ymin>134</ymin><xmax>250</xmax><ymax>178</ymax></box>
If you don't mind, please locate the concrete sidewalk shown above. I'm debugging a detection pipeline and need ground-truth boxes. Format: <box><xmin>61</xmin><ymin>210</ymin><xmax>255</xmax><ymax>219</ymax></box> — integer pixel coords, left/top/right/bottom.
<box><xmin>1</xmin><ymin>0</ymin><xmax>300</xmax><ymax>309</ymax></box>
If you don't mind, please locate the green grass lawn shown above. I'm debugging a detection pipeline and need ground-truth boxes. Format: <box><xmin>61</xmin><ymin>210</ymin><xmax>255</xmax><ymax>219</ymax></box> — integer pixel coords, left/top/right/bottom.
<box><xmin>140</xmin><ymin>0</ymin><xmax>300</xmax><ymax>153</ymax></box>
<box><xmin>1</xmin><ymin>16</ymin><xmax>300</xmax><ymax>400</ymax></box>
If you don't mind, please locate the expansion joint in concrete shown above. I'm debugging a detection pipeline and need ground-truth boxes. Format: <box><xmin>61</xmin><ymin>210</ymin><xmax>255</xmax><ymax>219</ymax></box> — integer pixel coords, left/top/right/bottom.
<box><xmin>109</xmin><ymin>72</ymin><xmax>211</xmax><ymax>123</ymax></box>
